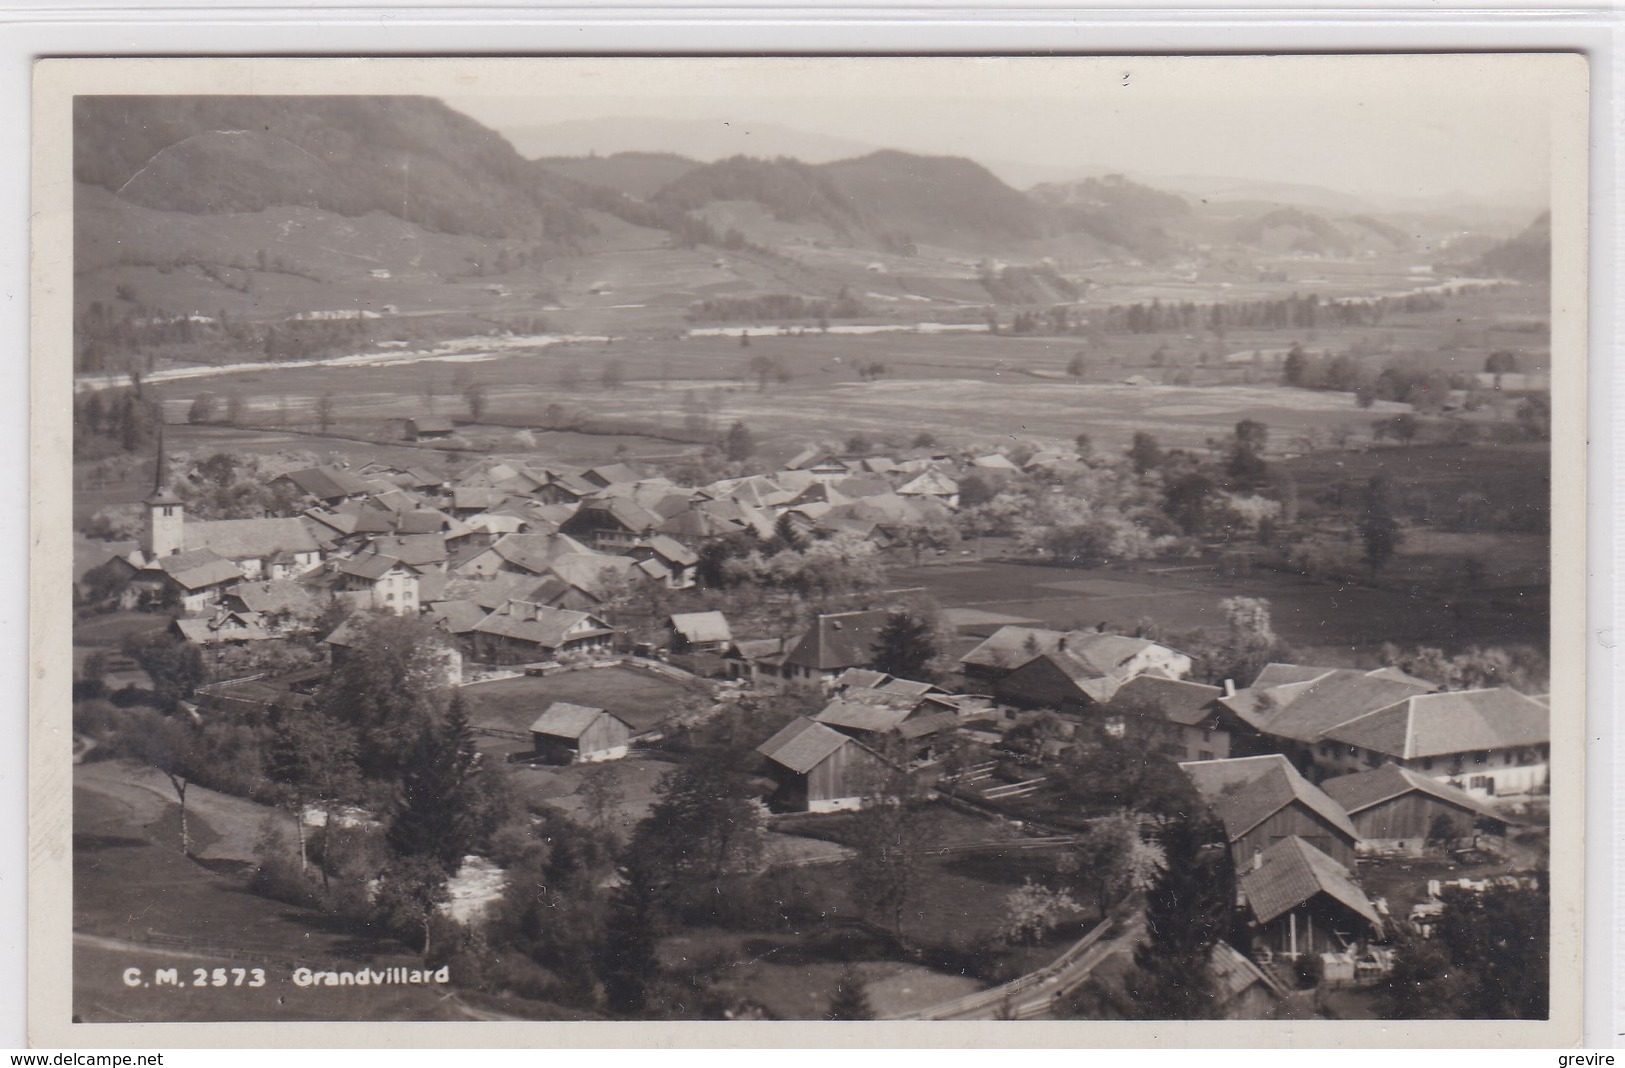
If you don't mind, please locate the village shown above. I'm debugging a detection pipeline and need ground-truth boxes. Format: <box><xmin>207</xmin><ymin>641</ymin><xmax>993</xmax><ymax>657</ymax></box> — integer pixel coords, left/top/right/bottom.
<box><xmin>70</xmin><ymin>415</ymin><xmax>1551</xmax><ymax>1023</ymax></box>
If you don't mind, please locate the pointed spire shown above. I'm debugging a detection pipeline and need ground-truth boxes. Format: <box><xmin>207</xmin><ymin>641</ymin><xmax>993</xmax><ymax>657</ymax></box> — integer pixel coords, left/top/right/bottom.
<box><xmin>144</xmin><ymin>426</ymin><xmax>182</xmax><ymax>507</ymax></box>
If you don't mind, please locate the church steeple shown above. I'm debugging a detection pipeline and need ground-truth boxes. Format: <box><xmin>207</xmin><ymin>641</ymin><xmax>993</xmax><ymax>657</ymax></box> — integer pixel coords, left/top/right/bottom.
<box><xmin>141</xmin><ymin>429</ymin><xmax>185</xmax><ymax>557</ymax></box>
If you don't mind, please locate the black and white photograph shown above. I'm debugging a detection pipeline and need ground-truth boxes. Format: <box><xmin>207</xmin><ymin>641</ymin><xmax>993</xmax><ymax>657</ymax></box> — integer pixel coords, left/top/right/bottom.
<box><xmin>33</xmin><ymin>55</ymin><xmax>1587</xmax><ymax>1043</ymax></box>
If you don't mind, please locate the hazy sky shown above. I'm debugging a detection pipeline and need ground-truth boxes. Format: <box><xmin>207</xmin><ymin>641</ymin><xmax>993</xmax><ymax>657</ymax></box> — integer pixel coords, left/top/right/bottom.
<box><xmin>442</xmin><ymin>55</ymin><xmax>1564</xmax><ymax>209</ymax></box>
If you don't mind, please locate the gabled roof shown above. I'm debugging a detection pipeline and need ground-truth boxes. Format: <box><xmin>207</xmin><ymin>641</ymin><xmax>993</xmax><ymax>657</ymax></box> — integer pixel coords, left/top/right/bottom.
<box><xmin>896</xmin><ymin>711</ymin><xmax>959</xmax><ymax>741</ymax></box>
<box><xmin>815</xmin><ymin>698</ymin><xmax>915</xmax><ymax>735</ymax></box>
<box><xmin>275</xmin><ymin>466</ymin><xmax>374</xmax><ymax>501</ymax></box>
<box><xmin>186</xmin><ymin>518</ymin><xmax>320</xmax><ymax>561</ymax></box>
<box><xmin>338</xmin><ymin>554</ymin><xmax>406</xmax><ymax>581</ymax></box>
<box><xmin>174</xmin><ymin>611</ymin><xmax>271</xmax><ymax>644</ymax></box>
<box><xmin>732</xmin><ymin>637</ymin><xmax>787</xmax><ymax>662</ymax></box>
<box><xmin>1323</xmin><ymin>688</ymin><xmax>1549</xmax><ymax>759</ymax></box>
<box><xmin>530</xmin><ymin>702</ymin><xmax>624</xmax><ymax>740</ymax></box>
<box><xmin>365</xmin><ymin>533</ymin><xmax>449</xmax><ymax>568</ymax></box>
<box><xmin>427</xmin><ymin>599</ymin><xmax>488</xmax><ymax>634</ymax></box>
<box><xmin>757</xmin><ymin>716</ymin><xmax>854</xmax><ymax>774</ymax></box>
<box><xmin>227</xmin><ymin>579</ymin><xmax>319</xmax><ymax>617</ymax></box>
<box><xmin>1180</xmin><ymin>754</ymin><xmax>1358</xmax><ymax>843</ymax></box>
<box><xmin>490</xmin><ymin>532</ymin><xmax>596</xmax><ymax>575</ymax></box>
<box><xmin>670</xmin><ymin>611</ymin><xmax>732</xmax><ymax>645</ymax></box>
<box><xmin>1239</xmin><ymin>836</ymin><xmax>1381</xmax><ymax>929</ymax></box>
<box><xmin>642</xmin><ymin>534</ymin><xmax>698</xmax><ymax>566</ymax></box>
<box><xmin>547</xmin><ymin>552</ymin><xmax>637</xmax><ymax>593</ymax></box>
<box><xmin>1320</xmin><ymin>763</ymin><xmax>1509</xmax><ymax>825</ymax></box>
<box><xmin>1108</xmin><ymin>674</ymin><xmax>1224</xmax><ymax>726</ymax></box>
<box><xmin>1225</xmin><ymin>669</ymin><xmax>1433</xmax><ymax>743</ymax></box>
<box><xmin>156</xmin><ymin>548</ymin><xmax>243</xmax><ymax>590</ymax></box>
<box><xmin>971</xmin><ymin>454</ymin><xmax>1021</xmax><ymax>471</ymax></box>
<box><xmin>960</xmin><ymin>625</ymin><xmax>1072</xmax><ymax>671</ymax></box>
<box><xmin>451</xmin><ymin>486</ymin><xmax>512</xmax><ymax>512</ymax></box>
<box><xmin>473</xmin><ymin>603</ymin><xmax>610</xmax><ymax>649</ymax></box>
<box><xmin>332</xmin><ymin>500</ymin><xmax>396</xmax><ymax>535</ymax></box>
<box><xmin>833</xmin><ymin>668</ymin><xmax>893</xmax><ymax>691</ymax></box>
<box><xmin>1250</xmin><ymin>662</ymin><xmax>1335</xmax><ymax>689</ymax></box>
<box><xmin>581</xmin><ymin>463</ymin><xmax>641</xmax><ymax>488</ymax></box>
<box><xmin>782</xmin><ymin>610</ymin><xmax>892</xmax><ymax>672</ymax></box>
<box><xmin>896</xmin><ymin>469</ymin><xmax>959</xmax><ymax>497</ymax></box>
<box><xmin>396</xmin><ymin>509</ymin><xmax>461</xmax><ymax>536</ymax></box>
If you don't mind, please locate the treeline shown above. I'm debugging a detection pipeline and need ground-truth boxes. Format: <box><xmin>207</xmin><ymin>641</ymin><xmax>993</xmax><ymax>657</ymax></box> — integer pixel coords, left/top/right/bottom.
<box><xmin>686</xmin><ymin>290</ymin><xmax>868</xmax><ymax>324</ymax></box>
<box><xmin>73</xmin><ymin>385</ymin><xmax>160</xmax><ymax>459</ymax></box>
<box><xmin>1098</xmin><ymin>290</ymin><xmax>1449</xmax><ymax>337</ymax></box>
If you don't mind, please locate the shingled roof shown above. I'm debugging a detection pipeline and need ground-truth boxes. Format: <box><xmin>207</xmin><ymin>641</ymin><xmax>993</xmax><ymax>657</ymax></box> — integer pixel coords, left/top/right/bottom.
<box><xmin>156</xmin><ymin>548</ymin><xmax>243</xmax><ymax>590</ymax></box>
<box><xmin>670</xmin><ymin>611</ymin><xmax>732</xmax><ymax>646</ymax></box>
<box><xmin>1320</xmin><ymin>763</ymin><xmax>1509</xmax><ymax>825</ymax></box>
<box><xmin>757</xmin><ymin>717</ymin><xmax>855</xmax><ymax>774</ymax></box>
<box><xmin>529</xmin><ymin>702</ymin><xmax>624</xmax><ymax>740</ymax></box>
<box><xmin>186</xmin><ymin>517</ymin><xmax>320</xmax><ymax>561</ymax></box>
<box><xmin>1107</xmin><ymin>674</ymin><xmax>1224</xmax><ymax>726</ymax></box>
<box><xmin>1322</xmin><ymin>688</ymin><xmax>1549</xmax><ymax>760</ymax></box>
<box><xmin>1180</xmin><ymin>754</ymin><xmax>1358</xmax><ymax>843</ymax></box>
<box><xmin>1238</xmin><ymin>836</ymin><xmax>1381</xmax><ymax>930</ymax></box>
<box><xmin>782</xmin><ymin>610</ymin><xmax>892</xmax><ymax>672</ymax></box>
<box><xmin>1222</xmin><ymin>669</ymin><xmax>1433</xmax><ymax>743</ymax></box>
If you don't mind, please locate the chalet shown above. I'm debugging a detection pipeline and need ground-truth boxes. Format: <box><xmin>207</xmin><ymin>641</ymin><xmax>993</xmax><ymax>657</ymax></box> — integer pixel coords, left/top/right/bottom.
<box><xmin>1321</xmin><ymin>763</ymin><xmax>1510</xmax><ymax>856</ymax></box>
<box><xmin>786</xmin><ymin>452</ymin><xmax>853</xmax><ymax>486</ymax></box>
<box><xmin>470</xmin><ymin>601</ymin><xmax>614</xmax><ymax>663</ymax></box>
<box><xmin>627</xmin><ymin>535</ymin><xmax>699</xmax><ymax>589</ymax></box>
<box><xmin>405</xmin><ymin>415</ymin><xmax>455</xmax><ymax>441</ymax></box>
<box><xmin>812</xmin><ymin>688</ymin><xmax>957</xmax><ymax>760</ymax></box>
<box><xmin>1102</xmin><ymin>674</ymin><xmax>1229</xmax><ymax>761</ymax></box>
<box><xmin>449</xmin><ymin>486</ymin><xmax>515</xmax><ymax>517</ymax></box>
<box><xmin>756</xmin><ymin>716</ymin><xmax>892</xmax><ymax>812</ymax></box>
<box><xmin>895</xmin><ymin>469</ymin><xmax>960</xmax><ymax>509</ymax></box>
<box><xmin>1220</xmin><ymin>667</ymin><xmax>1435</xmax><ymax>777</ymax></box>
<box><xmin>220</xmin><ymin>580</ymin><xmax>321</xmax><ymax>634</ymax></box>
<box><xmin>528</xmin><ymin>703</ymin><xmax>634</xmax><ymax>764</ymax></box>
<box><xmin>184</xmin><ymin>518</ymin><xmax>323</xmax><ymax>580</ymax></box>
<box><xmin>668</xmin><ymin>611</ymin><xmax>733</xmax><ymax>654</ymax></box>
<box><xmin>1237</xmin><ymin>837</ymin><xmax>1382</xmax><ymax>961</ymax></box>
<box><xmin>334</xmin><ymin>555</ymin><xmax>420</xmax><ymax>615</ymax></box>
<box><xmin>123</xmin><ymin>547</ymin><xmax>243</xmax><ymax>614</ymax></box>
<box><xmin>1317</xmin><ymin>688</ymin><xmax>1550</xmax><ymax>799</ymax></box>
<box><xmin>1180</xmin><ymin>754</ymin><xmax>1361</xmax><ymax>870</ymax></box>
<box><xmin>961</xmin><ymin>626</ymin><xmax>1189</xmax><ymax>685</ymax></box>
<box><xmin>757</xmin><ymin>609</ymin><xmax>892</xmax><ymax>690</ymax></box>
<box><xmin>451</xmin><ymin>532</ymin><xmax>596</xmax><ymax>579</ymax></box>
<box><xmin>426</xmin><ymin>599</ymin><xmax>490</xmax><ymax>637</ymax></box>
<box><xmin>559</xmin><ymin>499</ymin><xmax>664</xmax><ymax>553</ymax></box>
<box><xmin>994</xmin><ymin>633</ymin><xmax>1193</xmax><ymax>713</ymax></box>
<box><xmin>271</xmin><ymin>465</ymin><xmax>374</xmax><ymax>505</ymax></box>
<box><xmin>172</xmin><ymin>606</ymin><xmax>271</xmax><ymax>645</ymax></box>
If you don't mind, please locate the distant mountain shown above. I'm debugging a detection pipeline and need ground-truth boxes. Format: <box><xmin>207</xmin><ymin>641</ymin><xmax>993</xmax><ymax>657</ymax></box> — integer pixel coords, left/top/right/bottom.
<box><xmin>507</xmin><ymin>116</ymin><xmax>883</xmax><ymax>167</ymax></box>
<box><xmin>819</xmin><ymin>150</ymin><xmax>1047</xmax><ymax>251</ymax></box>
<box><xmin>74</xmin><ymin>95</ymin><xmax>592</xmax><ymax>242</ymax></box>
<box><xmin>1462</xmin><ymin>212</ymin><xmax>1551</xmax><ymax>281</ymax></box>
<box><xmin>653</xmin><ymin>155</ymin><xmax>866</xmax><ymax>238</ymax></box>
<box><xmin>534</xmin><ymin>152</ymin><xmax>701</xmax><ymax>200</ymax></box>
<box><xmin>1146</xmin><ymin>173</ymin><xmax>1377</xmax><ymax>215</ymax></box>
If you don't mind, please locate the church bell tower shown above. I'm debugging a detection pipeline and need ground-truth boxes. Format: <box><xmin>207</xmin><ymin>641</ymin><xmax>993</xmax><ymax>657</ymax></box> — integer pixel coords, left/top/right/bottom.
<box><xmin>141</xmin><ymin>432</ymin><xmax>185</xmax><ymax>558</ymax></box>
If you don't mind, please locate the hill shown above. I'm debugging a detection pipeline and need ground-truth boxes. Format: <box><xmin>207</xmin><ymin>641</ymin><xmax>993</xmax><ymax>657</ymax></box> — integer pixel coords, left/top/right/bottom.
<box><xmin>74</xmin><ymin>95</ymin><xmax>593</xmax><ymax>242</ymax></box>
<box><xmin>1463</xmin><ymin>212</ymin><xmax>1551</xmax><ymax>281</ymax></box>
<box><xmin>819</xmin><ymin>150</ymin><xmax>1047</xmax><ymax>252</ymax></box>
<box><xmin>534</xmin><ymin>152</ymin><xmax>701</xmax><ymax>200</ymax></box>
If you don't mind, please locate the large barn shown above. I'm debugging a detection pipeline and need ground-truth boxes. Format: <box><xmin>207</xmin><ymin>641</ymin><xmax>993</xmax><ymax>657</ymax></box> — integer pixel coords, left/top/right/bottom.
<box><xmin>1237</xmin><ymin>836</ymin><xmax>1383</xmax><ymax>961</ymax></box>
<box><xmin>1320</xmin><ymin>763</ymin><xmax>1510</xmax><ymax>855</ymax></box>
<box><xmin>756</xmin><ymin>716</ymin><xmax>891</xmax><ymax>812</ymax></box>
<box><xmin>1180</xmin><ymin>754</ymin><xmax>1361</xmax><ymax>870</ymax></box>
<box><xmin>528</xmin><ymin>702</ymin><xmax>634</xmax><ymax>765</ymax></box>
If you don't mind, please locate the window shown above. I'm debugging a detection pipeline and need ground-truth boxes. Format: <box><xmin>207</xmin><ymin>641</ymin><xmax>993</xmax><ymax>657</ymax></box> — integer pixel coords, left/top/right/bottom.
<box><xmin>1474</xmin><ymin>751</ymin><xmax>1488</xmax><ymax>765</ymax></box>
<box><xmin>385</xmin><ymin>593</ymin><xmax>395</xmax><ymax>602</ymax></box>
<box><xmin>1201</xmin><ymin>729</ymin><xmax>1212</xmax><ymax>742</ymax></box>
<box><xmin>1422</xmin><ymin>757</ymin><xmax>1433</xmax><ymax>771</ymax></box>
<box><xmin>1199</xmin><ymin>750</ymin><xmax>1214</xmax><ymax>762</ymax></box>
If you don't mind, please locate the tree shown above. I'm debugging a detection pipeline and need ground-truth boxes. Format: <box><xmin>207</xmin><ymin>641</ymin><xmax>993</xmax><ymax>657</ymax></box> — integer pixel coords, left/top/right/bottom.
<box><xmin>124</xmin><ymin>633</ymin><xmax>206</xmax><ymax>711</ymax></box>
<box><xmin>630</xmin><ymin>757</ymin><xmax>767</xmax><ymax>920</ymax></box>
<box><xmin>313</xmin><ymin>615</ymin><xmax>457</xmax><ymax>780</ymax></box>
<box><xmin>315</xmin><ymin>392</ymin><xmax>336</xmax><ymax>434</ymax></box>
<box><xmin>1379</xmin><ymin>881</ymin><xmax>1548</xmax><ymax>1019</ymax></box>
<box><xmin>722</xmin><ymin>421</ymin><xmax>755</xmax><ymax>462</ymax></box>
<box><xmin>1119</xmin><ymin>812</ymin><xmax>1232</xmax><ymax>1019</ymax></box>
<box><xmin>1067</xmin><ymin>352</ymin><xmax>1087</xmax><ymax>377</ymax></box>
<box><xmin>1484</xmin><ymin>350</ymin><xmax>1520</xmax><ymax>375</ymax></box>
<box><xmin>134</xmin><ymin>711</ymin><xmax>201</xmax><ymax>855</ymax></box>
<box><xmin>1359</xmin><ymin>474</ymin><xmax>1403</xmax><ymax>576</ymax></box>
<box><xmin>187</xmin><ymin>393</ymin><xmax>216</xmax><ymax>425</ymax></box>
<box><xmin>999</xmin><ymin>880</ymin><xmax>1083</xmax><ymax>945</ymax></box>
<box><xmin>870</xmin><ymin>609</ymin><xmax>941</xmax><ymax>681</ymax></box>
<box><xmin>1059</xmin><ymin>813</ymin><xmax>1165</xmax><ymax>917</ymax></box>
<box><xmin>1281</xmin><ymin>343</ymin><xmax>1308</xmax><ymax>387</ymax></box>
<box><xmin>578</xmin><ymin>764</ymin><xmax>626</xmax><ymax>837</ymax></box>
<box><xmin>850</xmin><ymin>796</ymin><xmax>930</xmax><ymax>936</ymax></box>
<box><xmin>1226</xmin><ymin>419</ymin><xmax>1269</xmax><ymax>491</ymax></box>
<box><xmin>826</xmin><ymin>967</ymin><xmax>875</xmax><ymax>1020</ymax></box>
<box><xmin>386</xmin><ymin>693</ymin><xmax>482</xmax><ymax>872</ymax></box>
<box><xmin>266</xmin><ymin>702</ymin><xmax>362</xmax><ymax>879</ymax></box>
<box><xmin>890</xmin><ymin>516</ymin><xmax>961</xmax><ymax>566</ymax></box>
<box><xmin>1162</xmin><ymin>472</ymin><xmax>1216</xmax><ymax>536</ymax></box>
<box><xmin>463</xmin><ymin>381</ymin><xmax>488</xmax><ymax>422</ymax></box>
<box><xmin>373</xmin><ymin>854</ymin><xmax>450</xmax><ymax>961</ymax></box>
<box><xmin>1074</xmin><ymin>432</ymin><xmax>1093</xmax><ymax>458</ymax></box>
<box><xmin>601</xmin><ymin>854</ymin><xmax>665</xmax><ymax>1015</ymax></box>
<box><xmin>601</xmin><ymin>360</ymin><xmax>625</xmax><ymax>391</ymax></box>
<box><xmin>1128</xmin><ymin>431</ymin><xmax>1163</xmax><ymax>475</ymax></box>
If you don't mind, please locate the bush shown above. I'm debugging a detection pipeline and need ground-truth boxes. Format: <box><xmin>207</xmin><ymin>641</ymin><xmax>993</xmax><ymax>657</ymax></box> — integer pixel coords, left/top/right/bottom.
<box><xmin>1294</xmin><ymin>953</ymin><xmax>1324</xmax><ymax>989</ymax></box>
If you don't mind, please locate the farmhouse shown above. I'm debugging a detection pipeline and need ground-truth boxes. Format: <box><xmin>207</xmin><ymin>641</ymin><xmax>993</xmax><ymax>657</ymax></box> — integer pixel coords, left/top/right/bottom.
<box><xmin>1317</xmin><ymin>688</ymin><xmax>1550</xmax><ymax>799</ymax></box>
<box><xmin>1237</xmin><ymin>837</ymin><xmax>1383</xmax><ymax>961</ymax></box>
<box><xmin>1220</xmin><ymin>666</ymin><xmax>1435</xmax><ymax>776</ymax></box>
<box><xmin>406</xmin><ymin>415</ymin><xmax>455</xmax><ymax>441</ymax></box>
<box><xmin>558</xmin><ymin>498</ymin><xmax>664</xmax><ymax>552</ymax></box>
<box><xmin>994</xmin><ymin>633</ymin><xmax>1193</xmax><ymax>713</ymax></box>
<box><xmin>123</xmin><ymin>547</ymin><xmax>243</xmax><ymax>613</ymax></box>
<box><xmin>668</xmin><ymin>611</ymin><xmax>733</xmax><ymax>654</ymax></box>
<box><xmin>961</xmin><ymin>626</ymin><xmax>1189</xmax><ymax>686</ymax></box>
<box><xmin>1102</xmin><ymin>674</ymin><xmax>1229</xmax><ymax>761</ymax></box>
<box><xmin>334</xmin><ymin>554</ymin><xmax>420</xmax><ymax>616</ymax></box>
<box><xmin>1180</xmin><ymin>754</ymin><xmax>1361</xmax><ymax>870</ymax></box>
<box><xmin>528</xmin><ymin>702</ymin><xmax>634</xmax><ymax>764</ymax></box>
<box><xmin>271</xmin><ymin>465</ymin><xmax>375</xmax><ymax>505</ymax></box>
<box><xmin>757</xmin><ymin>609</ymin><xmax>893</xmax><ymax>689</ymax></box>
<box><xmin>171</xmin><ymin>606</ymin><xmax>272</xmax><ymax>645</ymax></box>
<box><xmin>1320</xmin><ymin>763</ymin><xmax>1510</xmax><ymax>856</ymax></box>
<box><xmin>756</xmin><ymin>716</ymin><xmax>892</xmax><ymax>812</ymax></box>
<box><xmin>470</xmin><ymin>601</ymin><xmax>615</xmax><ymax>663</ymax></box>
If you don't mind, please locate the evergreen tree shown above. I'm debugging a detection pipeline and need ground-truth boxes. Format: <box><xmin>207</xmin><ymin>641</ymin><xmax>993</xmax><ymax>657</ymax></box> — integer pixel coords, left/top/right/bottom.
<box><xmin>826</xmin><ymin>967</ymin><xmax>875</xmax><ymax>1021</ymax></box>
<box><xmin>1120</xmin><ymin>811</ymin><xmax>1233</xmax><ymax>1019</ymax></box>
<box><xmin>601</xmin><ymin>855</ymin><xmax>664</xmax><ymax>1016</ymax></box>
<box><xmin>386</xmin><ymin>693</ymin><xmax>480</xmax><ymax>872</ymax></box>
<box><xmin>1359</xmin><ymin>473</ymin><xmax>1403</xmax><ymax>575</ymax></box>
<box><xmin>722</xmin><ymin>421</ymin><xmax>755</xmax><ymax>462</ymax></box>
<box><xmin>1129</xmin><ymin>431</ymin><xmax>1164</xmax><ymax>475</ymax></box>
<box><xmin>870</xmin><ymin>610</ymin><xmax>940</xmax><ymax>681</ymax></box>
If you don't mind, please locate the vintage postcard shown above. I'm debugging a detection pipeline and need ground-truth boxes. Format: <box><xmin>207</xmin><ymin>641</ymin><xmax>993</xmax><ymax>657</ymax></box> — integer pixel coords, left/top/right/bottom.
<box><xmin>30</xmin><ymin>55</ymin><xmax>1588</xmax><ymax>1047</ymax></box>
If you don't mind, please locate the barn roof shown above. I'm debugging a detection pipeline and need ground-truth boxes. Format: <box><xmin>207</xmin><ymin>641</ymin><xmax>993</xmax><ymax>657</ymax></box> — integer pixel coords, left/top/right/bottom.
<box><xmin>1323</xmin><ymin>689</ymin><xmax>1549</xmax><ymax>759</ymax></box>
<box><xmin>1180</xmin><ymin>754</ymin><xmax>1358</xmax><ymax>843</ymax></box>
<box><xmin>530</xmin><ymin>702</ymin><xmax>621</xmax><ymax>740</ymax></box>
<box><xmin>756</xmin><ymin>717</ymin><xmax>853</xmax><ymax>774</ymax></box>
<box><xmin>157</xmin><ymin>548</ymin><xmax>243</xmax><ymax>590</ymax></box>
<box><xmin>228</xmin><ymin>579</ymin><xmax>320</xmax><ymax>616</ymax></box>
<box><xmin>782</xmin><ymin>610</ymin><xmax>892</xmax><ymax>672</ymax></box>
<box><xmin>1319</xmin><ymin>763</ymin><xmax>1509</xmax><ymax>825</ymax></box>
<box><xmin>427</xmin><ymin>599</ymin><xmax>489</xmax><ymax>635</ymax></box>
<box><xmin>1108</xmin><ymin>674</ymin><xmax>1224</xmax><ymax>726</ymax></box>
<box><xmin>815</xmin><ymin>698</ymin><xmax>915</xmax><ymax>735</ymax></box>
<box><xmin>670</xmin><ymin>611</ymin><xmax>732</xmax><ymax>645</ymax></box>
<box><xmin>1250</xmin><ymin>662</ymin><xmax>1335</xmax><ymax>689</ymax></box>
<box><xmin>1239</xmin><ymin>836</ymin><xmax>1381</xmax><ymax>929</ymax></box>
<box><xmin>276</xmin><ymin>466</ymin><xmax>373</xmax><ymax>501</ymax></box>
<box><xmin>186</xmin><ymin>517</ymin><xmax>320</xmax><ymax>561</ymax></box>
<box><xmin>365</xmin><ymin>534</ymin><xmax>449</xmax><ymax>568</ymax></box>
<box><xmin>1224</xmin><ymin>669</ymin><xmax>1433</xmax><ymax>743</ymax></box>
<box><xmin>337</xmin><ymin>554</ymin><xmax>404</xmax><ymax>581</ymax></box>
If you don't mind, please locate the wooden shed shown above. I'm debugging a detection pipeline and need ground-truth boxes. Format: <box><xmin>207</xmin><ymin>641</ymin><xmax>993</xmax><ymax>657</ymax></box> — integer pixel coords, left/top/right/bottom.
<box><xmin>1321</xmin><ymin>763</ymin><xmax>1510</xmax><ymax>856</ymax></box>
<box><xmin>1181</xmin><ymin>754</ymin><xmax>1361</xmax><ymax>870</ymax></box>
<box><xmin>529</xmin><ymin>702</ymin><xmax>633</xmax><ymax>764</ymax></box>
<box><xmin>1238</xmin><ymin>836</ymin><xmax>1382</xmax><ymax>960</ymax></box>
<box><xmin>756</xmin><ymin>716</ymin><xmax>890</xmax><ymax>813</ymax></box>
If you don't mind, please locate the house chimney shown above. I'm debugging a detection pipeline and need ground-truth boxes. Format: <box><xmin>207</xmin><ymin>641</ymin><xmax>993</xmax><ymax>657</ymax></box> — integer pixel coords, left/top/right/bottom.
<box><xmin>1252</xmin><ymin>848</ymin><xmax>1263</xmax><ymax>872</ymax></box>
<box><xmin>1223</xmin><ymin>679</ymin><xmax>1237</xmax><ymax>698</ymax></box>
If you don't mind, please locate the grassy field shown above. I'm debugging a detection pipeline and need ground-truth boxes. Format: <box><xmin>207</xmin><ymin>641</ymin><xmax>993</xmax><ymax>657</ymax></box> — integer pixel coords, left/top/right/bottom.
<box><xmin>460</xmin><ymin>667</ymin><xmax>700</xmax><ymax>736</ymax></box>
<box><xmin>893</xmin><ymin>557</ymin><xmax>1547</xmax><ymax>665</ymax></box>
